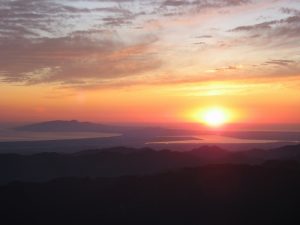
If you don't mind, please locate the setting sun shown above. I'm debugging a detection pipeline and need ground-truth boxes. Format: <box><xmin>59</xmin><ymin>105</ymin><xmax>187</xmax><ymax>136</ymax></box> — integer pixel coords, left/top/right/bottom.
<box><xmin>191</xmin><ymin>107</ymin><xmax>231</xmax><ymax>127</ymax></box>
<box><xmin>203</xmin><ymin>108</ymin><xmax>228</xmax><ymax>127</ymax></box>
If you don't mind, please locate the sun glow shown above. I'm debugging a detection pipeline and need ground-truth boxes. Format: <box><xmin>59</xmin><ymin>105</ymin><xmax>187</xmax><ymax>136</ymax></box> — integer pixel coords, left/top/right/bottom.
<box><xmin>192</xmin><ymin>107</ymin><xmax>231</xmax><ymax>127</ymax></box>
<box><xmin>203</xmin><ymin>108</ymin><xmax>228</xmax><ymax>127</ymax></box>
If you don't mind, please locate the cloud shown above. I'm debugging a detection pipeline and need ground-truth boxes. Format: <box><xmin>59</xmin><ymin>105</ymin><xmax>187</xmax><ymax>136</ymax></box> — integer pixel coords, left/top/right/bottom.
<box><xmin>280</xmin><ymin>7</ymin><xmax>300</xmax><ymax>16</ymax></box>
<box><xmin>0</xmin><ymin>0</ymin><xmax>74</xmax><ymax>37</ymax></box>
<box><xmin>0</xmin><ymin>0</ymin><xmax>254</xmax><ymax>40</ymax></box>
<box><xmin>0</xmin><ymin>30</ymin><xmax>161</xmax><ymax>85</ymax></box>
<box><xmin>193</xmin><ymin>42</ymin><xmax>206</xmax><ymax>45</ymax></box>
<box><xmin>230</xmin><ymin>21</ymin><xmax>277</xmax><ymax>32</ymax></box>
<box><xmin>0</xmin><ymin>0</ymin><xmax>298</xmax><ymax>90</ymax></box>
<box><xmin>0</xmin><ymin>0</ymin><xmax>165</xmax><ymax>87</ymax></box>
<box><xmin>163</xmin><ymin>0</ymin><xmax>187</xmax><ymax>7</ymax></box>
<box><xmin>265</xmin><ymin>59</ymin><xmax>295</xmax><ymax>67</ymax></box>
<box><xmin>204</xmin><ymin>65</ymin><xmax>243</xmax><ymax>73</ymax></box>
<box><xmin>230</xmin><ymin>14</ymin><xmax>300</xmax><ymax>38</ymax></box>
<box><xmin>196</xmin><ymin>35</ymin><xmax>213</xmax><ymax>38</ymax></box>
<box><xmin>162</xmin><ymin>0</ymin><xmax>251</xmax><ymax>7</ymax></box>
<box><xmin>159</xmin><ymin>0</ymin><xmax>252</xmax><ymax>16</ymax></box>
<box><xmin>0</xmin><ymin>0</ymin><xmax>144</xmax><ymax>39</ymax></box>
<box><xmin>227</xmin><ymin>10</ymin><xmax>300</xmax><ymax>51</ymax></box>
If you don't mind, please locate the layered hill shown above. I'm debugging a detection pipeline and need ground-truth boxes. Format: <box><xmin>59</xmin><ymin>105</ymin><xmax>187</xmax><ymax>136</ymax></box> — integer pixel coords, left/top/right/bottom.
<box><xmin>1</xmin><ymin>144</ymin><xmax>300</xmax><ymax>184</ymax></box>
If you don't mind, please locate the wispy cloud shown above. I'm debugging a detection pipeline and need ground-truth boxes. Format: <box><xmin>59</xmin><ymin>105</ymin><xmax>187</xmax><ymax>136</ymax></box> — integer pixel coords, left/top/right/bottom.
<box><xmin>230</xmin><ymin>12</ymin><xmax>300</xmax><ymax>42</ymax></box>
<box><xmin>0</xmin><ymin>30</ymin><xmax>161</xmax><ymax>85</ymax></box>
<box><xmin>264</xmin><ymin>59</ymin><xmax>295</xmax><ymax>67</ymax></box>
<box><xmin>0</xmin><ymin>0</ymin><xmax>299</xmax><ymax>89</ymax></box>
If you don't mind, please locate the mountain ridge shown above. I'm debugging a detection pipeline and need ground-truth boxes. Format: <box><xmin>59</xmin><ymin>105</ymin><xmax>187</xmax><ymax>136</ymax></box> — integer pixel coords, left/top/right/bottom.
<box><xmin>0</xmin><ymin>144</ymin><xmax>300</xmax><ymax>184</ymax></box>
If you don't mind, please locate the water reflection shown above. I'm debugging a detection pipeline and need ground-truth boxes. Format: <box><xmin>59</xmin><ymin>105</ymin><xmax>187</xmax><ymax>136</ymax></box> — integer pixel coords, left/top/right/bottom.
<box><xmin>146</xmin><ymin>135</ymin><xmax>285</xmax><ymax>144</ymax></box>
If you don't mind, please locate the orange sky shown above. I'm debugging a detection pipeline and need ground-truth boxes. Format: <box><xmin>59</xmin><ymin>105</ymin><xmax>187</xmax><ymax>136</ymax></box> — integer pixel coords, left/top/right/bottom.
<box><xmin>0</xmin><ymin>0</ymin><xmax>300</xmax><ymax>125</ymax></box>
<box><xmin>1</xmin><ymin>77</ymin><xmax>300</xmax><ymax>124</ymax></box>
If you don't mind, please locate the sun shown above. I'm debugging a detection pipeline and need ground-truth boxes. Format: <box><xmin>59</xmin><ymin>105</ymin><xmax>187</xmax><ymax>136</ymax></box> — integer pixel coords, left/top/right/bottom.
<box><xmin>203</xmin><ymin>108</ymin><xmax>227</xmax><ymax>127</ymax></box>
<box><xmin>196</xmin><ymin>107</ymin><xmax>230</xmax><ymax>127</ymax></box>
<box><xmin>188</xmin><ymin>106</ymin><xmax>235</xmax><ymax>128</ymax></box>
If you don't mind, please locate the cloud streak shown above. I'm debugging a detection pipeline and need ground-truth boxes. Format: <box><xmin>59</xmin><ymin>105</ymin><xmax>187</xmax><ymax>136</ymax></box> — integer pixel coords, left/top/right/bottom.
<box><xmin>0</xmin><ymin>30</ymin><xmax>161</xmax><ymax>85</ymax></box>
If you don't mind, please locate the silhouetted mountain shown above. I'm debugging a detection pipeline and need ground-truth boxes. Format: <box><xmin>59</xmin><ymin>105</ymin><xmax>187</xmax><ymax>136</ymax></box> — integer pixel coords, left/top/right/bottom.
<box><xmin>1</xmin><ymin>144</ymin><xmax>300</xmax><ymax>184</ymax></box>
<box><xmin>1</xmin><ymin>163</ymin><xmax>300</xmax><ymax>225</ymax></box>
<box><xmin>189</xmin><ymin>145</ymin><xmax>231</xmax><ymax>160</ymax></box>
<box><xmin>0</xmin><ymin>147</ymin><xmax>203</xmax><ymax>184</ymax></box>
<box><xmin>14</xmin><ymin>120</ymin><xmax>192</xmax><ymax>138</ymax></box>
<box><xmin>234</xmin><ymin>143</ymin><xmax>300</xmax><ymax>162</ymax></box>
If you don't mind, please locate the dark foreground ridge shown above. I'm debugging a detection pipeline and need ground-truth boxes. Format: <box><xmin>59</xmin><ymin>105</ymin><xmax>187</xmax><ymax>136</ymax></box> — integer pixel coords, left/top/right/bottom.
<box><xmin>1</xmin><ymin>145</ymin><xmax>300</xmax><ymax>224</ymax></box>
<box><xmin>1</xmin><ymin>163</ymin><xmax>300</xmax><ymax>225</ymax></box>
<box><xmin>1</xmin><ymin>144</ymin><xmax>300</xmax><ymax>184</ymax></box>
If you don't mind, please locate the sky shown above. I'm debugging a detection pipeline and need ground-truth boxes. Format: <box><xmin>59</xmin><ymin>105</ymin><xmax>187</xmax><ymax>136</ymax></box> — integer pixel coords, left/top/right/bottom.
<box><xmin>0</xmin><ymin>0</ymin><xmax>300</xmax><ymax>124</ymax></box>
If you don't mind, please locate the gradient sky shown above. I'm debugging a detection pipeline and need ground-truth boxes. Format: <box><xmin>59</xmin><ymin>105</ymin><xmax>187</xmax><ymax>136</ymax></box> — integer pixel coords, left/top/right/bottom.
<box><xmin>0</xmin><ymin>0</ymin><xmax>300</xmax><ymax>124</ymax></box>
